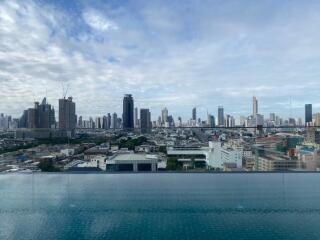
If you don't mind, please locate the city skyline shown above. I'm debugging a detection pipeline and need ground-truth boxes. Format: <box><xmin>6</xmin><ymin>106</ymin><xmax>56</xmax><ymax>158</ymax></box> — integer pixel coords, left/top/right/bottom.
<box><xmin>1</xmin><ymin>0</ymin><xmax>320</xmax><ymax>118</ymax></box>
<box><xmin>2</xmin><ymin>93</ymin><xmax>317</xmax><ymax>129</ymax></box>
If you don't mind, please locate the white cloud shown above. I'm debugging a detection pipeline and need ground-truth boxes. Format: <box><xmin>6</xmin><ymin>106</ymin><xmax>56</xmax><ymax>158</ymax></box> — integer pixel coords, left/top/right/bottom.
<box><xmin>1</xmin><ymin>0</ymin><xmax>320</xmax><ymax>120</ymax></box>
<box><xmin>82</xmin><ymin>9</ymin><xmax>118</xmax><ymax>31</ymax></box>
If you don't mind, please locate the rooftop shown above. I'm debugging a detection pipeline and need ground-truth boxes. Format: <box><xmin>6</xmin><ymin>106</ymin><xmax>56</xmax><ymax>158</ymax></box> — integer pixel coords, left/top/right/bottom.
<box><xmin>111</xmin><ymin>153</ymin><xmax>158</xmax><ymax>162</ymax></box>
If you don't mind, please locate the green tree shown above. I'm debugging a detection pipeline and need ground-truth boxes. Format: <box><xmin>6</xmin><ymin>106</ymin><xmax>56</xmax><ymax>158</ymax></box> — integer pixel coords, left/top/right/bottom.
<box><xmin>159</xmin><ymin>146</ymin><xmax>167</xmax><ymax>153</ymax></box>
<box><xmin>38</xmin><ymin>160</ymin><xmax>60</xmax><ymax>172</ymax></box>
<box><xmin>166</xmin><ymin>157</ymin><xmax>182</xmax><ymax>171</ymax></box>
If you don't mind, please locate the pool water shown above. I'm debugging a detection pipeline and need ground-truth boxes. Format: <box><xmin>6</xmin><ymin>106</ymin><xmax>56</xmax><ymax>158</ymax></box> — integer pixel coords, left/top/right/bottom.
<box><xmin>1</xmin><ymin>173</ymin><xmax>320</xmax><ymax>240</ymax></box>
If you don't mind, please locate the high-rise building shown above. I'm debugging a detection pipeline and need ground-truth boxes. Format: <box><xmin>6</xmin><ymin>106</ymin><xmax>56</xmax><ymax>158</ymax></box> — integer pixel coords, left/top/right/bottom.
<box><xmin>253</xmin><ymin>96</ymin><xmax>258</xmax><ymax>116</ymax></box>
<box><xmin>95</xmin><ymin>117</ymin><xmax>102</xmax><ymax>129</ymax></box>
<box><xmin>59</xmin><ymin>97</ymin><xmax>76</xmax><ymax>130</ymax></box>
<box><xmin>19</xmin><ymin>98</ymin><xmax>55</xmax><ymax>129</ymax></box>
<box><xmin>140</xmin><ymin>108</ymin><xmax>151</xmax><ymax>133</ymax></box>
<box><xmin>315</xmin><ymin>113</ymin><xmax>320</xmax><ymax>126</ymax></box>
<box><xmin>38</xmin><ymin>98</ymin><xmax>55</xmax><ymax>128</ymax></box>
<box><xmin>19</xmin><ymin>110</ymin><xmax>28</xmax><ymax>128</ymax></box>
<box><xmin>270</xmin><ymin>113</ymin><xmax>276</xmax><ymax>122</ymax></box>
<box><xmin>122</xmin><ymin>94</ymin><xmax>134</xmax><ymax>130</ymax></box>
<box><xmin>161</xmin><ymin>107</ymin><xmax>168</xmax><ymax>125</ymax></box>
<box><xmin>256</xmin><ymin>114</ymin><xmax>264</xmax><ymax>126</ymax></box>
<box><xmin>0</xmin><ymin>114</ymin><xmax>12</xmax><ymax>129</ymax></box>
<box><xmin>134</xmin><ymin>107</ymin><xmax>138</xmax><ymax>128</ymax></box>
<box><xmin>305</xmin><ymin>104</ymin><xmax>313</xmax><ymax>125</ymax></box>
<box><xmin>208</xmin><ymin>114</ymin><xmax>215</xmax><ymax>128</ymax></box>
<box><xmin>107</xmin><ymin>113</ymin><xmax>111</xmax><ymax>129</ymax></box>
<box><xmin>192</xmin><ymin>107</ymin><xmax>197</xmax><ymax>121</ymax></box>
<box><xmin>112</xmin><ymin>113</ymin><xmax>117</xmax><ymax>129</ymax></box>
<box><xmin>218</xmin><ymin>106</ymin><xmax>224</xmax><ymax>126</ymax></box>
<box><xmin>78</xmin><ymin>116</ymin><xmax>83</xmax><ymax>128</ymax></box>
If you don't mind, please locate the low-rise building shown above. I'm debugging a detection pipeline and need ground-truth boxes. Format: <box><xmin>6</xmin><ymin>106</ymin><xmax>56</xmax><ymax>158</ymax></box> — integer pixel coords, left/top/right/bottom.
<box><xmin>106</xmin><ymin>153</ymin><xmax>158</xmax><ymax>172</ymax></box>
<box><xmin>167</xmin><ymin>141</ymin><xmax>243</xmax><ymax>170</ymax></box>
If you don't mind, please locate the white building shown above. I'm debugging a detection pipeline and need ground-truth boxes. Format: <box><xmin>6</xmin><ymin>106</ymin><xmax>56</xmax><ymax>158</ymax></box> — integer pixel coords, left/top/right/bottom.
<box><xmin>167</xmin><ymin>141</ymin><xmax>243</xmax><ymax>169</ymax></box>
<box><xmin>106</xmin><ymin>153</ymin><xmax>158</xmax><ymax>172</ymax></box>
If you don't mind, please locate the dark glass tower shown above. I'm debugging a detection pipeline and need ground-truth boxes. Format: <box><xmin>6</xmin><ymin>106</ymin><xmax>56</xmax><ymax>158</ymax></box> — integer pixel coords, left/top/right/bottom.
<box><xmin>305</xmin><ymin>104</ymin><xmax>312</xmax><ymax>125</ymax></box>
<box><xmin>122</xmin><ymin>94</ymin><xmax>134</xmax><ymax>130</ymax></box>
<box><xmin>140</xmin><ymin>108</ymin><xmax>151</xmax><ymax>133</ymax></box>
<box><xmin>218</xmin><ymin>106</ymin><xmax>224</xmax><ymax>126</ymax></box>
<box><xmin>59</xmin><ymin>97</ymin><xmax>76</xmax><ymax>130</ymax></box>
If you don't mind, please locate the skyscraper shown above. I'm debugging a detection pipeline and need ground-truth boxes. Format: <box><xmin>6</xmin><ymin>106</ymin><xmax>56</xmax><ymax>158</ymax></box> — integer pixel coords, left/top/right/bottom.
<box><xmin>253</xmin><ymin>96</ymin><xmax>258</xmax><ymax>116</ymax></box>
<box><xmin>305</xmin><ymin>104</ymin><xmax>312</xmax><ymax>125</ymax></box>
<box><xmin>112</xmin><ymin>112</ymin><xmax>117</xmax><ymax>129</ymax></box>
<box><xmin>78</xmin><ymin>116</ymin><xmax>83</xmax><ymax>128</ymax></box>
<box><xmin>161</xmin><ymin>107</ymin><xmax>168</xmax><ymax>125</ymax></box>
<box><xmin>208</xmin><ymin>114</ymin><xmax>215</xmax><ymax>128</ymax></box>
<box><xmin>38</xmin><ymin>98</ymin><xmax>55</xmax><ymax>128</ymax></box>
<box><xmin>192</xmin><ymin>107</ymin><xmax>196</xmax><ymax>121</ymax></box>
<box><xmin>107</xmin><ymin>113</ymin><xmax>111</xmax><ymax>129</ymax></box>
<box><xmin>59</xmin><ymin>97</ymin><xmax>76</xmax><ymax>130</ymax></box>
<box><xmin>270</xmin><ymin>113</ymin><xmax>276</xmax><ymax>122</ymax></box>
<box><xmin>134</xmin><ymin>107</ymin><xmax>138</xmax><ymax>128</ymax></box>
<box><xmin>19</xmin><ymin>98</ymin><xmax>55</xmax><ymax>129</ymax></box>
<box><xmin>140</xmin><ymin>108</ymin><xmax>151</xmax><ymax>133</ymax></box>
<box><xmin>122</xmin><ymin>94</ymin><xmax>134</xmax><ymax>130</ymax></box>
<box><xmin>218</xmin><ymin>106</ymin><xmax>224</xmax><ymax>126</ymax></box>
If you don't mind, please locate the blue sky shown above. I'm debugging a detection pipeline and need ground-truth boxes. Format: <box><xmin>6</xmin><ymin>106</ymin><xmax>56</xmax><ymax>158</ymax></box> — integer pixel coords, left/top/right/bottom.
<box><xmin>1</xmin><ymin>0</ymin><xmax>320</xmax><ymax>120</ymax></box>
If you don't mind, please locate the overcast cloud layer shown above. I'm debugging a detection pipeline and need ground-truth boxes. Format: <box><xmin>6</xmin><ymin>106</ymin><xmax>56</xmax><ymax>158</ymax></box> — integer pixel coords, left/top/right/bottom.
<box><xmin>1</xmin><ymin>0</ymin><xmax>320</xmax><ymax>120</ymax></box>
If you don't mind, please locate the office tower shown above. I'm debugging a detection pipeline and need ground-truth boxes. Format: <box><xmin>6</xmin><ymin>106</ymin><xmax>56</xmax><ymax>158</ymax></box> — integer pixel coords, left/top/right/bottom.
<box><xmin>256</xmin><ymin>114</ymin><xmax>264</xmax><ymax>126</ymax></box>
<box><xmin>112</xmin><ymin>113</ymin><xmax>117</xmax><ymax>129</ymax></box>
<box><xmin>102</xmin><ymin>116</ymin><xmax>107</xmax><ymax>129</ymax></box>
<box><xmin>95</xmin><ymin>117</ymin><xmax>102</xmax><ymax>129</ymax></box>
<box><xmin>107</xmin><ymin>113</ymin><xmax>111</xmax><ymax>129</ymax></box>
<box><xmin>89</xmin><ymin>117</ymin><xmax>94</xmax><ymax>129</ymax></box>
<box><xmin>167</xmin><ymin>115</ymin><xmax>174</xmax><ymax>127</ymax></box>
<box><xmin>225</xmin><ymin>115</ymin><xmax>231</xmax><ymax>127</ymax></box>
<box><xmin>38</xmin><ymin>98</ymin><xmax>55</xmax><ymax>128</ymax></box>
<box><xmin>157</xmin><ymin>116</ymin><xmax>161</xmax><ymax>127</ymax></box>
<box><xmin>122</xmin><ymin>94</ymin><xmax>134</xmax><ymax>130</ymax></box>
<box><xmin>19</xmin><ymin>110</ymin><xmax>28</xmax><ymax>128</ymax></box>
<box><xmin>0</xmin><ymin>114</ymin><xmax>11</xmax><ymax>129</ymax></box>
<box><xmin>218</xmin><ymin>106</ymin><xmax>224</xmax><ymax>126</ymax></box>
<box><xmin>134</xmin><ymin>107</ymin><xmax>138</xmax><ymax>128</ymax></box>
<box><xmin>178</xmin><ymin>116</ymin><xmax>182</xmax><ymax>127</ymax></box>
<box><xmin>27</xmin><ymin>107</ymin><xmax>37</xmax><ymax>128</ymax></box>
<box><xmin>208</xmin><ymin>114</ymin><xmax>215</xmax><ymax>128</ymax></box>
<box><xmin>288</xmin><ymin>118</ymin><xmax>296</xmax><ymax>126</ymax></box>
<box><xmin>59</xmin><ymin>97</ymin><xmax>76</xmax><ymax>130</ymax></box>
<box><xmin>161</xmin><ymin>107</ymin><xmax>168</xmax><ymax>125</ymax></box>
<box><xmin>315</xmin><ymin>113</ymin><xmax>320</xmax><ymax>126</ymax></box>
<box><xmin>78</xmin><ymin>116</ymin><xmax>83</xmax><ymax>128</ymax></box>
<box><xmin>305</xmin><ymin>104</ymin><xmax>312</xmax><ymax>125</ymax></box>
<box><xmin>140</xmin><ymin>108</ymin><xmax>151</xmax><ymax>133</ymax></box>
<box><xmin>270</xmin><ymin>113</ymin><xmax>276</xmax><ymax>122</ymax></box>
<box><xmin>192</xmin><ymin>107</ymin><xmax>197</xmax><ymax>121</ymax></box>
<box><xmin>253</xmin><ymin>96</ymin><xmax>258</xmax><ymax>116</ymax></box>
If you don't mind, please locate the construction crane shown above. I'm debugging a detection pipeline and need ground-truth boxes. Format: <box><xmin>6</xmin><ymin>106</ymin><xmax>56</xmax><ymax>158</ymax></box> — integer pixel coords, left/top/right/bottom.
<box><xmin>61</xmin><ymin>82</ymin><xmax>70</xmax><ymax>99</ymax></box>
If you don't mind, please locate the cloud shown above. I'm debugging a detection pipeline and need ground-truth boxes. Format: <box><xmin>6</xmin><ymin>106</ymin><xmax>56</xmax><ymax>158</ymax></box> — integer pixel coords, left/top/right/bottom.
<box><xmin>1</xmin><ymin>0</ymin><xmax>320</xmax><ymax>121</ymax></box>
<box><xmin>82</xmin><ymin>9</ymin><xmax>118</xmax><ymax>31</ymax></box>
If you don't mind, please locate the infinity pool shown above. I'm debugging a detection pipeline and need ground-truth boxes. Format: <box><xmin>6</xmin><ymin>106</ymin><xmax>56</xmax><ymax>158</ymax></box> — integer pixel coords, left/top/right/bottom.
<box><xmin>1</xmin><ymin>173</ymin><xmax>320</xmax><ymax>239</ymax></box>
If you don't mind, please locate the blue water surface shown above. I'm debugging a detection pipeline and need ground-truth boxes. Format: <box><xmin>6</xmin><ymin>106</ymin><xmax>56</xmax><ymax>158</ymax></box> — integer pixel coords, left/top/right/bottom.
<box><xmin>1</xmin><ymin>173</ymin><xmax>320</xmax><ymax>240</ymax></box>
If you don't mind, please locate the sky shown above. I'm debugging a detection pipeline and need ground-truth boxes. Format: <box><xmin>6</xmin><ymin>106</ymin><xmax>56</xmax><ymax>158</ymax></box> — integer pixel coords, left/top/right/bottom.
<box><xmin>1</xmin><ymin>0</ymin><xmax>320</xmax><ymax>120</ymax></box>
